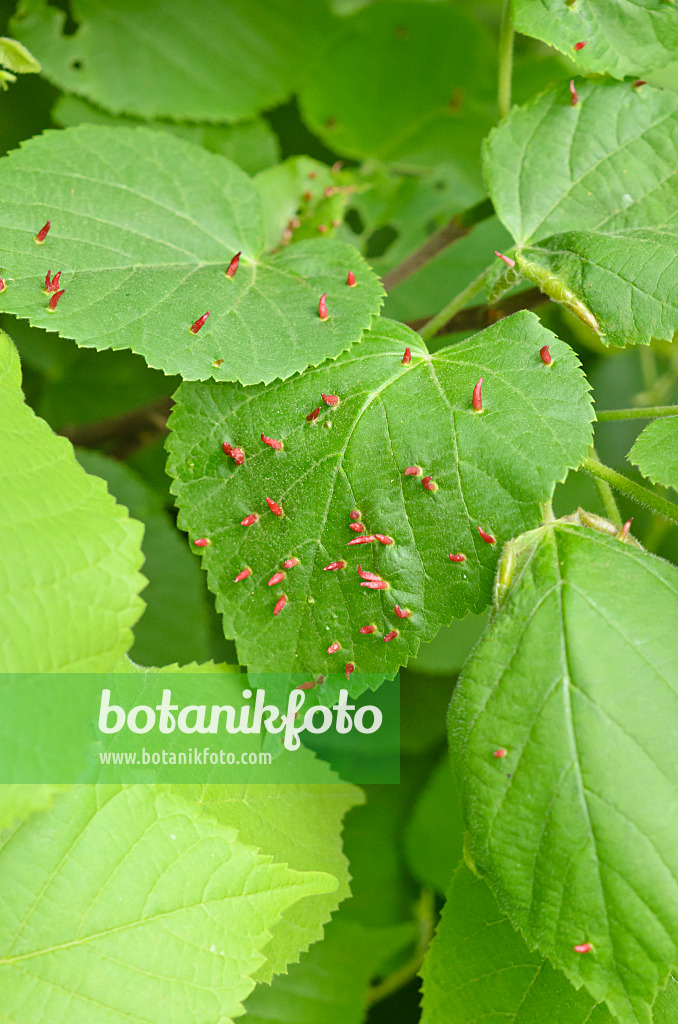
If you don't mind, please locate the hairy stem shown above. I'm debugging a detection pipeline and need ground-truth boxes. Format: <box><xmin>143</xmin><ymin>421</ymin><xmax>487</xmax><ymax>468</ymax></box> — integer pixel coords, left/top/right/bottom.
<box><xmin>596</xmin><ymin>405</ymin><xmax>678</xmax><ymax>422</ymax></box>
<box><xmin>497</xmin><ymin>0</ymin><xmax>514</xmax><ymax>120</ymax></box>
<box><xmin>366</xmin><ymin>888</ymin><xmax>435</xmax><ymax>1006</ymax></box>
<box><xmin>586</xmin><ymin>448</ymin><xmax>622</xmax><ymax>527</ymax></box>
<box><xmin>581</xmin><ymin>457</ymin><xmax>678</xmax><ymax>527</ymax></box>
<box><xmin>382</xmin><ymin>197</ymin><xmax>494</xmax><ymax>293</ymax></box>
<box><xmin>419</xmin><ymin>266</ymin><xmax>492</xmax><ymax>342</ymax></box>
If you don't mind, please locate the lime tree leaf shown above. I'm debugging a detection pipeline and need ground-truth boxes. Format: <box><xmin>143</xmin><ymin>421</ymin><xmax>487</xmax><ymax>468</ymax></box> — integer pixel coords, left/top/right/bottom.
<box><xmin>243</xmin><ymin>917</ymin><xmax>416</xmax><ymax>1024</ymax></box>
<box><xmin>52</xmin><ymin>94</ymin><xmax>281</xmax><ymax>176</ymax></box>
<box><xmin>166</xmin><ymin>313</ymin><xmax>593</xmax><ymax>680</ymax></box>
<box><xmin>514</xmin><ymin>229</ymin><xmax>678</xmax><ymax>347</ymax></box>
<box><xmin>0</xmin><ymin>326</ymin><xmax>22</xmax><ymax>387</ymax></box>
<box><xmin>0</xmin><ymin>125</ymin><xmax>384</xmax><ymax>385</ymax></box>
<box><xmin>629</xmin><ymin>417</ymin><xmax>678</xmax><ymax>493</ymax></box>
<box><xmin>513</xmin><ymin>0</ymin><xmax>678</xmax><ymax>81</ymax></box>
<box><xmin>484</xmin><ymin>82</ymin><xmax>678</xmax><ymax>249</ymax></box>
<box><xmin>0</xmin><ymin>335</ymin><xmax>145</xmax><ymax>672</ymax></box>
<box><xmin>421</xmin><ymin>862</ymin><xmax>678</xmax><ymax>1024</ymax></box>
<box><xmin>0</xmin><ymin>785</ymin><xmax>338</xmax><ymax>1024</ymax></box>
<box><xmin>298</xmin><ymin>1</ymin><xmax>494</xmax><ymax>182</ymax></box>
<box><xmin>10</xmin><ymin>0</ymin><xmax>331</xmax><ymax>122</ymax></box>
<box><xmin>0</xmin><ymin>784</ymin><xmax>69</xmax><ymax>830</ymax></box>
<box><xmin>449</xmin><ymin>522</ymin><xmax>678</xmax><ymax>1024</ymax></box>
<box><xmin>176</xmin><ymin>752</ymin><xmax>363</xmax><ymax>983</ymax></box>
<box><xmin>405</xmin><ymin>757</ymin><xmax>464</xmax><ymax>894</ymax></box>
<box><xmin>0</xmin><ymin>36</ymin><xmax>40</xmax><ymax>74</ymax></box>
<box><xmin>76</xmin><ymin>449</ymin><xmax>211</xmax><ymax>667</ymax></box>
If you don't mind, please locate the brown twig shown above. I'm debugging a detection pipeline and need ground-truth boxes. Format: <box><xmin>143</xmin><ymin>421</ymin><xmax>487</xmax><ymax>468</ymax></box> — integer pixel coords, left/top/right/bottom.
<box><xmin>60</xmin><ymin>395</ymin><xmax>173</xmax><ymax>459</ymax></box>
<box><xmin>406</xmin><ymin>286</ymin><xmax>546</xmax><ymax>337</ymax></box>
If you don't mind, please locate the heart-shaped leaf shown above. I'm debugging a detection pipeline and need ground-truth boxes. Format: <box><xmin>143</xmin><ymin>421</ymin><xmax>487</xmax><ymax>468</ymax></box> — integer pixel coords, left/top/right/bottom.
<box><xmin>484</xmin><ymin>82</ymin><xmax>678</xmax><ymax>249</ymax></box>
<box><xmin>0</xmin><ymin>125</ymin><xmax>384</xmax><ymax>384</ymax></box>
<box><xmin>166</xmin><ymin>313</ymin><xmax>593</xmax><ymax>681</ymax></box>
<box><xmin>514</xmin><ymin>229</ymin><xmax>678</xmax><ymax>347</ymax></box>
<box><xmin>450</xmin><ymin>521</ymin><xmax>678</xmax><ymax>1024</ymax></box>
<box><xmin>512</xmin><ymin>0</ymin><xmax>678</xmax><ymax>81</ymax></box>
<box><xmin>629</xmin><ymin>417</ymin><xmax>678</xmax><ymax>493</ymax></box>
<box><xmin>11</xmin><ymin>0</ymin><xmax>331</xmax><ymax>122</ymax></box>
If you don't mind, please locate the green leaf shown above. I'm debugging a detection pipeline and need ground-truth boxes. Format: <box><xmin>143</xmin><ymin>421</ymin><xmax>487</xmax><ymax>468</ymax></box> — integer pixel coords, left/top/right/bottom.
<box><xmin>298</xmin><ymin>1</ymin><xmax>494</xmax><ymax>180</ymax></box>
<box><xmin>0</xmin><ymin>784</ymin><xmax>69</xmax><ymax>830</ymax></box>
<box><xmin>166</xmin><ymin>313</ymin><xmax>593</xmax><ymax>678</ymax></box>
<box><xmin>76</xmin><ymin>449</ymin><xmax>211</xmax><ymax>668</ymax></box>
<box><xmin>10</xmin><ymin>0</ymin><xmax>330</xmax><ymax>122</ymax></box>
<box><xmin>0</xmin><ymin>125</ymin><xmax>384</xmax><ymax>385</ymax></box>
<box><xmin>0</xmin><ymin>334</ymin><xmax>145</xmax><ymax>671</ymax></box>
<box><xmin>514</xmin><ymin>229</ymin><xmax>678</xmax><ymax>347</ymax></box>
<box><xmin>0</xmin><ymin>785</ymin><xmax>338</xmax><ymax>1023</ymax></box>
<box><xmin>405</xmin><ymin>757</ymin><xmax>464</xmax><ymax>894</ymax></box>
<box><xmin>421</xmin><ymin>862</ymin><xmax>678</xmax><ymax>1024</ymax></box>
<box><xmin>243</xmin><ymin>917</ymin><xmax>415</xmax><ymax>1024</ymax></box>
<box><xmin>629</xmin><ymin>417</ymin><xmax>678</xmax><ymax>494</ymax></box>
<box><xmin>512</xmin><ymin>0</ymin><xmax>678</xmax><ymax>81</ymax></box>
<box><xmin>176</xmin><ymin>754</ymin><xmax>363</xmax><ymax>983</ymax></box>
<box><xmin>52</xmin><ymin>94</ymin><xmax>281</xmax><ymax>176</ymax></box>
<box><xmin>0</xmin><ymin>325</ymin><xmax>22</xmax><ymax>387</ymax></box>
<box><xmin>484</xmin><ymin>82</ymin><xmax>678</xmax><ymax>248</ymax></box>
<box><xmin>449</xmin><ymin>521</ymin><xmax>678</xmax><ymax>1024</ymax></box>
<box><xmin>0</xmin><ymin>36</ymin><xmax>40</xmax><ymax>74</ymax></box>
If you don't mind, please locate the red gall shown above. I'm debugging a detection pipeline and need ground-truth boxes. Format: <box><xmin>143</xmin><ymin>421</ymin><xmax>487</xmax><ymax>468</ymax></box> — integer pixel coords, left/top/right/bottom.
<box><xmin>472</xmin><ymin>377</ymin><xmax>483</xmax><ymax>412</ymax></box>
<box><xmin>47</xmin><ymin>289</ymin><xmax>65</xmax><ymax>312</ymax></box>
<box><xmin>222</xmin><ymin>442</ymin><xmax>245</xmax><ymax>464</ymax></box>
<box><xmin>349</xmin><ymin>510</ymin><xmax>361</xmax><ymax>520</ymax></box>
<box><xmin>303</xmin><ymin>190</ymin><xmax>312</xmax><ymax>201</ymax></box>
<box><xmin>569</xmin><ymin>79</ymin><xmax>579</xmax><ymax>106</ymax></box>
<box><xmin>347</xmin><ymin>270</ymin><xmax>356</xmax><ymax>287</ymax></box>
<box><xmin>402</xmin><ymin>347</ymin><xmax>411</xmax><ymax>364</ymax></box>
<box><xmin>0</xmin><ymin>278</ymin><xmax>5</xmax><ymax>293</ymax></box>
<box><xmin>360</xmin><ymin>623</ymin><xmax>377</xmax><ymax>634</ymax></box>
<box><xmin>358</xmin><ymin>566</ymin><xmax>382</xmax><ymax>582</ymax></box>
<box><xmin>282</xmin><ymin>557</ymin><xmax>300</xmax><ymax>569</ymax></box>
<box><xmin>375</xmin><ymin>534</ymin><xmax>393</xmax><ymax>546</ymax></box>
<box><xmin>348</xmin><ymin>535</ymin><xmax>377</xmax><ymax>545</ymax></box>
<box><xmin>306</xmin><ymin>406</ymin><xmax>321</xmax><ymax>421</ymax></box>
<box><xmin>35</xmin><ymin>220</ymin><xmax>50</xmax><ymax>244</ymax></box>
<box><xmin>213</xmin><ymin>359</ymin><xmax>224</xmax><ymax>367</ymax></box>
<box><xmin>241</xmin><ymin>513</ymin><xmax>259</xmax><ymax>526</ymax></box>
<box><xmin>44</xmin><ymin>270</ymin><xmax>61</xmax><ymax>293</ymax></box>
<box><xmin>268</xmin><ymin>570</ymin><xmax>286</xmax><ymax>586</ymax></box>
<box><xmin>345</xmin><ymin>663</ymin><xmax>355</xmax><ymax>680</ymax></box>
<box><xmin>494</xmin><ymin>250</ymin><xmax>515</xmax><ymax>269</ymax></box>
<box><xmin>265</xmin><ymin>496</ymin><xmax>284</xmax><ymax>516</ymax></box>
<box><xmin>234</xmin><ymin>567</ymin><xmax>252</xmax><ymax>582</ymax></box>
<box><xmin>273</xmin><ymin>594</ymin><xmax>288</xmax><ymax>616</ymax></box>
<box><xmin>193</xmin><ymin>538</ymin><xmax>210</xmax><ymax>547</ymax></box>
<box><xmin>619</xmin><ymin>518</ymin><xmax>633</xmax><ymax>541</ymax></box>
<box><xmin>322</xmin><ymin>393</ymin><xmax>339</xmax><ymax>406</ymax></box>
<box><xmin>318</xmin><ymin>293</ymin><xmax>329</xmax><ymax>320</ymax></box>
<box><xmin>394</xmin><ymin>605</ymin><xmax>411</xmax><ymax>619</ymax></box>
<box><xmin>349</xmin><ymin>523</ymin><xmax>366</xmax><ymax>533</ymax></box>
<box><xmin>422</xmin><ymin>476</ymin><xmax>438</xmax><ymax>492</ymax></box>
<box><xmin>540</xmin><ymin>345</ymin><xmax>552</xmax><ymax>365</ymax></box>
<box><xmin>324</xmin><ymin>560</ymin><xmax>346</xmax><ymax>571</ymax></box>
<box><xmin>308</xmin><ymin>171</ymin><xmax>318</xmax><ymax>179</ymax></box>
<box><xmin>573</xmin><ymin>40</ymin><xmax>587</xmax><ymax>50</ymax></box>
<box><xmin>478</xmin><ymin>525</ymin><xmax>496</xmax><ymax>544</ymax></box>
<box><xmin>360</xmin><ymin>580</ymin><xmax>390</xmax><ymax>590</ymax></box>
<box><xmin>573</xmin><ymin>943</ymin><xmax>593</xmax><ymax>954</ymax></box>
<box><xmin>449</xmin><ymin>553</ymin><xmax>467</xmax><ymax>563</ymax></box>
<box><xmin>327</xmin><ymin>642</ymin><xmax>341</xmax><ymax>654</ymax></box>
<box><xmin>190</xmin><ymin>311</ymin><xmax>209</xmax><ymax>334</ymax></box>
<box><xmin>404</xmin><ymin>466</ymin><xmax>421</xmax><ymax>476</ymax></box>
<box><xmin>332</xmin><ymin>219</ymin><xmax>341</xmax><ymax>229</ymax></box>
<box><xmin>317</xmin><ymin>224</ymin><xmax>328</xmax><ymax>233</ymax></box>
<box><xmin>296</xmin><ymin>680</ymin><xmax>316</xmax><ymax>690</ymax></box>
<box><xmin>383</xmin><ymin>630</ymin><xmax>399</xmax><ymax>642</ymax></box>
<box><xmin>331</xmin><ymin>161</ymin><xmax>343</xmax><ymax>173</ymax></box>
<box><xmin>261</xmin><ymin>433</ymin><xmax>284</xmax><ymax>450</ymax></box>
<box><xmin>225</xmin><ymin>251</ymin><xmax>241</xmax><ymax>279</ymax></box>
<box><xmin>493</xmin><ymin>748</ymin><xmax>507</xmax><ymax>758</ymax></box>
<box><xmin>290</xmin><ymin>218</ymin><xmax>301</xmax><ymax>229</ymax></box>
<box><xmin>633</xmin><ymin>80</ymin><xmax>647</xmax><ymax>87</ymax></box>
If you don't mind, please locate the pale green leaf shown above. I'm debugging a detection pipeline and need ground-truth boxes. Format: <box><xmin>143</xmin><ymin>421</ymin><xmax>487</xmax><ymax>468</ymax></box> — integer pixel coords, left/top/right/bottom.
<box><xmin>177</xmin><ymin>752</ymin><xmax>363</xmax><ymax>983</ymax></box>
<box><xmin>513</xmin><ymin>0</ymin><xmax>678</xmax><ymax>81</ymax></box>
<box><xmin>484</xmin><ymin>82</ymin><xmax>678</xmax><ymax>248</ymax></box>
<box><xmin>298</xmin><ymin>1</ymin><xmax>494</xmax><ymax>180</ymax></box>
<box><xmin>629</xmin><ymin>417</ymin><xmax>678</xmax><ymax>494</ymax></box>
<box><xmin>422</xmin><ymin>862</ymin><xmax>678</xmax><ymax>1024</ymax></box>
<box><xmin>450</xmin><ymin>522</ymin><xmax>678</xmax><ymax>1024</ymax></box>
<box><xmin>0</xmin><ymin>326</ymin><xmax>22</xmax><ymax>387</ymax></box>
<box><xmin>243</xmin><ymin>917</ymin><xmax>415</xmax><ymax>1024</ymax></box>
<box><xmin>514</xmin><ymin>229</ymin><xmax>678</xmax><ymax>347</ymax></box>
<box><xmin>52</xmin><ymin>94</ymin><xmax>281</xmax><ymax>176</ymax></box>
<box><xmin>11</xmin><ymin>0</ymin><xmax>330</xmax><ymax>122</ymax></box>
<box><xmin>0</xmin><ymin>125</ymin><xmax>384</xmax><ymax>385</ymax></box>
<box><xmin>166</xmin><ymin>313</ymin><xmax>593</xmax><ymax>679</ymax></box>
<box><xmin>405</xmin><ymin>757</ymin><xmax>463</xmax><ymax>894</ymax></box>
<box><xmin>0</xmin><ymin>784</ymin><xmax>69</xmax><ymax>830</ymax></box>
<box><xmin>0</xmin><ymin>336</ymin><xmax>146</xmax><ymax>671</ymax></box>
<box><xmin>0</xmin><ymin>785</ymin><xmax>338</xmax><ymax>1023</ymax></box>
<box><xmin>0</xmin><ymin>36</ymin><xmax>40</xmax><ymax>74</ymax></box>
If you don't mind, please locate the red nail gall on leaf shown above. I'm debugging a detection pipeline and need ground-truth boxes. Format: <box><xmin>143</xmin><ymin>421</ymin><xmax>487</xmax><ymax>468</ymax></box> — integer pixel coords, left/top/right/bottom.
<box><xmin>360</xmin><ymin>623</ymin><xmax>377</xmax><ymax>634</ymax></box>
<box><xmin>383</xmin><ymin>630</ymin><xmax>399</xmax><ymax>642</ymax></box>
<box><xmin>402</xmin><ymin>347</ymin><xmax>411</xmax><ymax>364</ymax></box>
<box><xmin>347</xmin><ymin>270</ymin><xmax>356</xmax><ymax>287</ymax></box>
<box><xmin>345</xmin><ymin>663</ymin><xmax>355</xmax><ymax>680</ymax></box>
<box><xmin>493</xmin><ymin>747</ymin><xmax>507</xmax><ymax>758</ymax></box>
<box><xmin>478</xmin><ymin>526</ymin><xmax>496</xmax><ymax>544</ymax></box>
<box><xmin>193</xmin><ymin>538</ymin><xmax>210</xmax><ymax>547</ymax></box>
<box><xmin>47</xmin><ymin>289</ymin><xmax>65</xmax><ymax>312</ymax></box>
<box><xmin>574</xmin><ymin>943</ymin><xmax>593</xmax><ymax>954</ymax></box>
<box><xmin>324</xmin><ymin>560</ymin><xmax>346</xmax><ymax>571</ymax></box>
<box><xmin>350</xmin><ymin>523</ymin><xmax>366</xmax><ymax>533</ymax></box>
<box><xmin>422</xmin><ymin>476</ymin><xmax>438</xmax><ymax>492</ymax></box>
<box><xmin>394</xmin><ymin>605</ymin><xmax>411</xmax><ymax>619</ymax></box>
<box><xmin>44</xmin><ymin>270</ymin><xmax>61</xmax><ymax>293</ymax></box>
<box><xmin>265</xmin><ymin>497</ymin><xmax>284</xmax><ymax>516</ymax></box>
<box><xmin>268</xmin><ymin>571</ymin><xmax>286</xmax><ymax>586</ymax></box>
<box><xmin>472</xmin><ymin>377</ymin><xmax>483</xmax><ymax>412</ymax></box>
<box><xmin>327</xmin><ymin>642</ymin><xmax>341</xmax><ymax>654</ymax></box>
<box><xmin>349</xmin><ymin>510</ymin><xmax>361</xmax><ymax>520</ymax></box>
<box><xmin>540</xmin><ymin>345</ymin><xmax>552</xmax><ymax>365</ymax></box>
<box><xmin>261</xmin><ymin>434</ymin><xmax>283</xmax><ymax>450</ymax></box>
<box><xmin>449</xmin><ymin>553</ymin><xmax>467</xmax><ymax>563</ymax></box>
<box><xmin>225</xmin><ymin>251</ymin><xmax>241</xmax><ymax>278</ymax></box>
<box><xmin>306</xmin><ymin>406</ymin><xmax>321</xmax><ymax>421</ymax></box>
<box><xmin>241</xmin><ymin>513</ymin><xmax>258</xmax><ymax>526</ymax></box>
<box><xmin>348</xmin><ymin>535</ymin><xmax>377</xmax><ymax>545</ymax></box>
<box><xmin>234</xmin><ymin>567</ymin><xmax>252</xmax><ymax>582</ymax></box>
<box><xmin>282</xmin><ymin>557</ymin><xmax>299</xmax><ymax>569</ymax></box>
<box><xmin>190</xmin><ymin>312</ymin><xmax>209</xmax><ymax>334</ymax></box>
<box><xmin>35</xmin><ymin>220</ymin><xmax>50</xmax><ymax>244</ymax></box>
<box><xmin>494</xmin><ymin>250</ymin><xmax>515</xmax><ymax>269</ymax></box>
<box><xmin>358</xmin><ymin>566</ymin><xmax>382</xmax><ymax>582</ymax></box>
<box><xmin>273</xmin><ymin>594</ymin><xmax>288</xmax><ymax>616</ymax></box>
<box><xmin>404</xmin><ymin>466</ymin><xmax>421</xmax><ymax>476</ymax></box>
<box><xmin>318</xmin><ymin>293</ymin><xmax>329</xmax><ymax>320</ymax></box>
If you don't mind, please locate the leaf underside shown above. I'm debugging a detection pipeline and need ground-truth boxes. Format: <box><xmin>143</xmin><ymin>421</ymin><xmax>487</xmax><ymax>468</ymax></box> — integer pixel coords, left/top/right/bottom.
<box><xmin>450</xmin><ymin>523</ymin><xmax>678</xmax><ymax>1024</ymax></box>
<box><xmin>0</xmin><ymin>125</ymin><xmax>384</xmax><ymax>385</ymax></box>
<box><xmin>166</xmin><ymin>313</ymin><xmax>593</xmax><ymax>682</ymax></box>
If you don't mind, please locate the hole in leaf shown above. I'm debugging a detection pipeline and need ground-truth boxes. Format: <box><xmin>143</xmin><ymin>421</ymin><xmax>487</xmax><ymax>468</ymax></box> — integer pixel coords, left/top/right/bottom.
<box><xmin>365</xmin><ymin>225</ymin><xmax>399</xmax><ymax>259</ymax></box>
<box><xmin>70</xmin><ymin>59</ymin><xmax>83</xmax><ymax>70</ymax></box>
